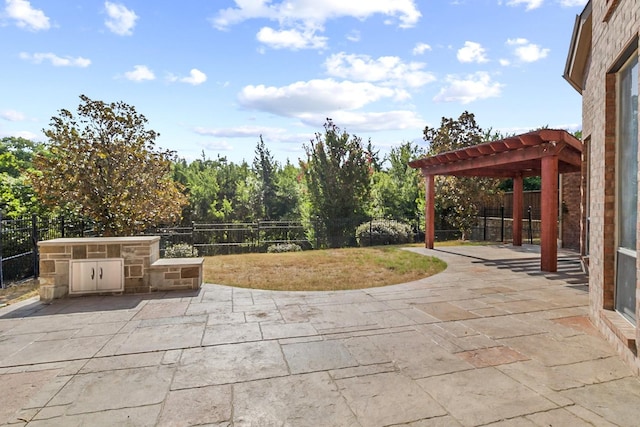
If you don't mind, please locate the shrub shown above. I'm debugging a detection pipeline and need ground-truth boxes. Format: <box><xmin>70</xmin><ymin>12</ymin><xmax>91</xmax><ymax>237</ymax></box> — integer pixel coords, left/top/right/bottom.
<box><xmin>164</xmin><ymin>243</ymin><xmax>197</xmax><ymax>258</ymax></box>
<box><xmin>356</xmin><ymin>220</ymin><xmax>413</xmax><ymax>247</ymax></box>
<box><xmin>267</xmin><ymin>243</ymin><xmax>302</xmax><ymax>253</ymax></box>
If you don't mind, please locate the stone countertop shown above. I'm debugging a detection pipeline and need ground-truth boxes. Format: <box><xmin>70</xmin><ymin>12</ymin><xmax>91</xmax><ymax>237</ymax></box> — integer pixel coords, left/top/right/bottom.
<box><xmin>38</xmin><ymin>236</ymin><xmax>161</xmax><ymax>246</ymax></box>
<box><xmin>152</xmin><ymin>258</ymin><xmax>205</xmax><ymax>266</ymax></box>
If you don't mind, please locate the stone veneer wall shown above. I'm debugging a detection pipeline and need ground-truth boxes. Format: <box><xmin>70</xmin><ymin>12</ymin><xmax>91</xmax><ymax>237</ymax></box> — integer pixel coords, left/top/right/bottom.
<box><xmin>38</xmin><ymin>236</ymin><xmax>161</xmax><ymax>299</ymax></box>
<box><xmin>580</xmin><ymin>0</ymin><xmax>640</xmax><ymax>373</ymax></box>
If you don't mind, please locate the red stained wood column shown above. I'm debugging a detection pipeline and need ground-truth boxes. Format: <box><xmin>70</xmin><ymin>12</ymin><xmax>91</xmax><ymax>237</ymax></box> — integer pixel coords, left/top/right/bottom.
<box><xmin>541</xmin><ymin>155</ymin><xmax>558</xmax><ymax>272</ymax></box>
<box><xmin>425</xmin><ymin>174</ymin><xmax>435</xmax><ymax>249</ymax></box>
<box><xmin>512</xmin><ymin>174</ymin><xmax>523</xmax><ymax>246</ymax></box>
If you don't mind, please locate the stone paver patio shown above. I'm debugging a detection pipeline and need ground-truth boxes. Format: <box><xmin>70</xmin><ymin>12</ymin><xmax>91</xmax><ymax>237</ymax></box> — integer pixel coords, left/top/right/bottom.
<box><xmin>2</xmin><ymin>244</ymin><xmax>640</xmax><ymax>426</ymax></box>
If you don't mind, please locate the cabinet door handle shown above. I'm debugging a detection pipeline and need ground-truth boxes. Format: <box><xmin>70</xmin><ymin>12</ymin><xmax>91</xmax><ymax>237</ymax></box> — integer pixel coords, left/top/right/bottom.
<box><xmin>91</xmin><ymin>267</ymin><xmax>95</xmax><ymax>280</ymax></box>
<box><xmin>100</xmin><ymin>267</ymin><xmax>103</xmax><ymax>280</ymax></box>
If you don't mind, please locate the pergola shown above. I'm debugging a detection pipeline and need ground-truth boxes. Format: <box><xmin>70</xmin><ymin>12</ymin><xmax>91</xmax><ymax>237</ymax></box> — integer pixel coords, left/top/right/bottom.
<box><xmin>408</xmin><ymin>129</ymin><xmax>582</xmax><ymax>272</ymax></box>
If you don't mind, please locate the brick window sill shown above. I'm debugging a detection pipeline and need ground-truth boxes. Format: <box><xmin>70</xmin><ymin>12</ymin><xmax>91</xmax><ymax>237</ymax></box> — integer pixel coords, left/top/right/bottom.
<box><xmin>601</xmin><ymin>309</ymin><xmax>637</xmax><ymax>355</ymax></box>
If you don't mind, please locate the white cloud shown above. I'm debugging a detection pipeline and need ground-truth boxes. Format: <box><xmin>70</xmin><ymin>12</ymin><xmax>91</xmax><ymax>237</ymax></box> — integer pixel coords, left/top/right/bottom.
<box><xmin>507</xmin><ymin>38</ymin><xmax>549</xmax><ymax>62</ymax></box>
<box><xmin>506</xmin><ymin>0</ymin><xmax>544</xmax><ymax>10</ymax></box>
<box><xmin>324</xmin><ymin>52</ymin><xmax>436</xmax><ymax>88</ymax></box>
<box><xmin>297</xmin><ymin>110</ymin><xmax>424</xmax><ymax>132</ymax></box>
<box><xmin>346</xmin><ymin>30</ymin><xmax>360</xmax><ymax>42</ymax></box>
<box><xmin>412</xmin><ymin>42</ymin><xmax>432</xmax><ymax>56</ymax></box>
<box><xmin>5</xmin><ymin>0</ymin><xmax>50</xmax><ymax>31</ymax></box>
<box><xmin>558</xmin><ymin>0</ymin><xmax>588</xmax><ymax>6</ymax></box>
<box><xmin>201</xmin><ymin>140</ymin><xmax>234</xmax><ymax>152</ymax></box>
<box><xmin>499</xmin><ymin>58</ymin><xmax>511</xmax><ymax>66</ymax></box>
<box><xmin>19</xmin><ymin>52</ymin><xmax>91</xmax><ymax>67</ymax></box>
<box><xmin>181</xmin><ymin>69</ymin><xmax>207</xmax><ymax>85</ymax></box>
<box><xmin>238</xmin><ymin>79</ymin><xmax>409</xmax><ymax>116</ymax></box>
<box><xmin>104</xmin><ymin>1</ymin><xmax>138</xmax><ymax>36</ymax></box>
<box><xmin>0</xmin><ymin>110</ymin><xmax>26</xmax><ymax>121</ymax></box>
<box><xmin>124</xmin><ymin>65</ymin><xmax>155</xmax><ymax>81</ymax></box>
<box><xmin>457</xmin><ymin>41</ymin><xmax>488</xmax><ymax>64</ymax></box>
<box><xmin>212</xmin><ymin>0</ymin><xmax>421</xmax><ymax>30</ymax></box>
<box><xmin>194</xmin><ymin>125</ymin><xmax>287</xmax><ymax>138</ymax></box>
<box><xmin>433</xmin><ymin>72</ymin><xmax>503</xmax><ymax>104</ymax></box>
<box><xmin>256</xmin><ymin>27</ymin><xmax>327</xmax><ymax>50</ymax></box>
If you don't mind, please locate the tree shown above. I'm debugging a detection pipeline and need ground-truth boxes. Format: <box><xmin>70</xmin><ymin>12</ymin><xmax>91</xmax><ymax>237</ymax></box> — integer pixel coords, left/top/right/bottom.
<box><xmin>31</xmin><ymin>95</ymin><xmax>187</xmax><ymax>236</ymax></box>
<box><xmin>371</xmin><ymin>141</ymin><xmax>425</xmax><ymax>222</ymax></box>
<box><xmin>0</xmin><ymin>137</ymin><xmax>47</xmax><ymax>217</ymax></box>
<box><xmin>301</xmin><ymin>119</ymin><xmax>372</xmax><ymax>247</ymax></box>
<box><xmin>252</xmin><ymin>136</ymin><xmax>278</xmax><ymax>220</ymax></box>
<box><xmin>423</xmin><ymin>111</ymin><xmax>502</xmax><ymax>239</ymax></box>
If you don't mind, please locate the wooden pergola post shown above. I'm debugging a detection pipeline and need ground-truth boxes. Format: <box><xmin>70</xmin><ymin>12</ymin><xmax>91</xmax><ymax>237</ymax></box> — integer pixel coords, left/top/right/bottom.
<box><xmin>541</xmin><ymin>155</ymin><xmax>559</xmax><ymax>272</ymax></box>
<box><xmin>512</xmin><ymin>174</ymin><xmax>523</xmax><ymax>246</ymax></box>
<box><xmin>425</xmin><ymin>173</ymin><xmax>435</xmax><ymax>249</ymax></box>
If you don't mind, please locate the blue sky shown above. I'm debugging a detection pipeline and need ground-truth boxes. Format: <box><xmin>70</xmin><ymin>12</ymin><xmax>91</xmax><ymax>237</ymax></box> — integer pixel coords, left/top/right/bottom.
<box><xmin>1</xmin><ymin>0</ymin><xmax>587</xmax><ymax>165</ymax></box>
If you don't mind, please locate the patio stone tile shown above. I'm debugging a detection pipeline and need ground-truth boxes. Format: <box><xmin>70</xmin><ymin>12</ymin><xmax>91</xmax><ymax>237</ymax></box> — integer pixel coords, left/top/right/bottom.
<box><xmin>233</xmin><ymin>372</ymin><xmax>359</xmax><ymax>427</ymax></box>
<box><xmin>395</xmin><ymin>308</ymin><xmax>441</xmax><ymax>324</ymax></box>
<box><xmin>462</xmin><ymin>315</ymin><xmax>548</xmax><ymax>339</ymax></box>
<box><xmin>303</xmin><ymin>304</ymin><xmax>376</xmax><ymax>331</ymax></box>
<box><xmin>336</xmin><ymin>372</ymin><xmax>447</xmax><ymax>427</ymax></box>
<box><xmin>492</xmin><ymin>299</ymin><xmax>560</xmax><ymax>314</ymax></box>
<box><xmin>391</xmin><ymin>416</ymin><xmax>463</xmax><ymax>426</ymax></box>
<box><xmin>563</xmin><ymin>405</ymin><xmax>619</xmax><ymax>426</ymax></box>
<box><xmin>172</xmin><ymin>341</ymin><xmax>289</xmax><ymax>389</ymax></box>
<box><xmin>498</xmin><ymin>332</ymin><xmax>616</xmax><ymax>367</ymax></box>
<box><xmin>205</xmin><ymin>311</ymin><xmax>246</xmax><ymax>325</ymax></box>
<box><xmin>114</xmin><ymin>322</ymin><xmax>205</xmax><ymax>354</ymax></box>
<box><xmin>48</xmin><ymin>365</ymin><xmax>173</xmax><ymax>414</ymax></box>
<box><xmin>551</xmin><ymin>315</ymin><xmax>602</xmax><ymax>337</ymax></box>
<box><xmin>413</xmin><ymin>302</ymin><xmax>479</xmax><ymax>321</ymax></box>
<box><xmin>337</xmin><ymin>336</ymin><xmax>392</xmax><ymax>365</ymax></box>
<box><xmin>560</xmin><ymin>377</ymin><xmax>640</xmax><ymax>426</ymax></box>
<box><xmin>457</xmin><ymin>346</ymin><xmax>529</xmax><ymax>368</ymax></box>
<box><xmin>367</xmin><ymin>331</ymin><xmax>473</xmax><ymax>379</ymax></box>
<box><xmin>0</xmin><ymin>369</ymin><xmax>60</xmax><ymax>424</ymax></box>
<box><xmin>79</xmin><ymin>352</ymin><xmax>164</xmax><ymax>374</ymax></box>
<box><xmin>133</xmin><ymin>301</ymin><xmax>189</xmax><ymax>320</ymax></box>
<box><xmin>0</xmin><ymin>333</ymin><xmax>43</xmax><ymax>361</ymax></box>
<box><xmin>525</xmin><ymin>408</ymin><xmax>595</xmax><ymax>426</ymax></box>
<box><xmin>243</xmin><ymin>309</ymin><xmax>283</xmax><ymax>323</ymax></box>
<box><xmin>451</xmin><ymin>333</ymin><xmax>502</xmax><ymax>351</ymax></box>
<box><xmin>73</xmin><ymin>321</ymin><xmax>126</xmax><ymax>337</ymax></box>
<box><xmin>259</xmin><ymin>321</ymin><xmax>317</xmax><ymax>340</ymax></box>
<box><xmin>201</xmin><ymin>322</ymin><xmax>262</xmax><ymax>346</ymax></box>
<box><xmin>329</xmin><ymin>362</ymin><xmax>397</xmax><ymax>380</ymax></box>
<box><xmin>26</xmin><ymin>404</ymin><xmax>162</xmax><ymax>426</ymax></box>
<box><xmin>185</xmin><ymin>302</ymin><xmax>231</xmax><ymax>316</ymax></box>
<box><xmin>157</xmin><ymin>385</ymin><xmax>232</xmax><ymax>427</ymax></box>
<box><xmin>0</xmin><ymin>335</ymin><xmax>111</xmax><ymax>367</ymax></box>
<box><xmin>281</xmin><ymin>339</ymin><xmax>358</xmax><ymax>374</ymax></box>
<box><xmin>417</xmin><ymin>367</ymin><xmax>557</xmax><ymax>426</ymax></box>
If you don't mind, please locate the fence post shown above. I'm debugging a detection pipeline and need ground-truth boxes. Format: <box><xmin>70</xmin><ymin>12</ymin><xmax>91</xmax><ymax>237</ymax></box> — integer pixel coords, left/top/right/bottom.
<box><xmin>500</xmin><ymin>206</ymin><xmax>505</xmax><ymax>242</ymax></box>
<box><xmin>191</xmin><ymin>221</ymin><xmax>195</xmax><ymax>256</ymax></box>
<box><xmin>369</xmin><ymin>220</ymin><xmax>373</xmax><ymax>247</ymax></box>
<box><xmin>31</xmin><ymin>214</ymin><xmax>39</xmax><ymax>278</ymax></box>
<box><xmin>527</xmin><ymin>206</ymin><xmax>533</xmax><ymax>244</ymax></box>
<box><xmin>0</xmin><ymin>213</ymin><xmax>4</xmax><ymax>289</ymax></box>
<box><xmin>483</xmin><ymin>207</ymin><xmax>487</xmax><ymax>241</ymax></box>
<box><xmin>60</xmin><ymin>215</ymin><xmax>65</xmax><ymax>238</ymax></box>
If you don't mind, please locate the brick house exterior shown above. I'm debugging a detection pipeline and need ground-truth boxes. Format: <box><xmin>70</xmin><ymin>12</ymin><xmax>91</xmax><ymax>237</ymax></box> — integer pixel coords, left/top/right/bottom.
<box><xmin>564</xmin><ymin>0</ymin><xmax>640</xmax><ymax>373</ymax></box>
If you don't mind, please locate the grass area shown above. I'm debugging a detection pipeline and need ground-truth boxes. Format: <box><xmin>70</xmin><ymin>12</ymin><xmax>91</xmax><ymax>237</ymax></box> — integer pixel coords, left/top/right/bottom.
<box><xmin>203</xmin><ymin>246</ymin><xmax>447</xmax><ymax>292</ymax></box>
<box><xmin>0</xmin><ymin>279</ymin><xmax>39</xmax><ymax>306</ymax></box>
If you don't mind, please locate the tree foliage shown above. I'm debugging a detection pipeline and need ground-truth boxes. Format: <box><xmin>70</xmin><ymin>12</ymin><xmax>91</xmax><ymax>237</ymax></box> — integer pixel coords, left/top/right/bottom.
<box><xmin>423</xmin><ymin>111</ymin><xmax>502</xmax><ymax>239</ymax></box>
<box><xmin>0</xmin><ymin>137</ymin><xmax>47</xmax><ymax>217</ymax></box>
<box><xmin>301</xmin><ymin>119</ymin><xmax>372</xmax><ymax>247</ymax></box>
<box><xmin>31</xmin><ymin>95</ymin><xmax>187</xmax><ymax>236</ymax></box>
<box><xmin>371</xmin><ymin>141</ymin><xmax>425</xmax><ymax>223</ymax></box>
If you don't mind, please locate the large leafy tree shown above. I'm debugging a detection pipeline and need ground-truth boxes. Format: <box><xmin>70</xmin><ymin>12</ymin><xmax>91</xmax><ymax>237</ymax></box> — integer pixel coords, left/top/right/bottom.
<box><xmin>0</xmin><ymin>137</ymin><xmax>47</xmax><ymax>217</ymax></box>
<box><xmin>423</xmin><ymin>111</ymin><xmax>502</xmax><ymax>239</ymax></box>
<box><xmin>31</xmin><ymin>95</ymin><xmax>187</xmax><ymax>236</ymax></box>
<box><xmin>301</xmin><ymin>119</ymin><xmax>372</xmax><ymax>247</ymax></box>
<box><xmin>371</xmin><ymin>141</ymin><xmax>426</xmax><ymax>222</ymax></box>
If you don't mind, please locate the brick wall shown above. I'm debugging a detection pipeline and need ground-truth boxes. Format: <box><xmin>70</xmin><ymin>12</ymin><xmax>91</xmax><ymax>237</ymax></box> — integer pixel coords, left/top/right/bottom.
<box><xmin>561</xmin><ymin>172</ymin><xmax>581</xmax><ymax>250</ymax></box>
<box><xmin>580</xmin><ymin>0</ymin><xmax>640</xmax><ymax>372</ymax></box>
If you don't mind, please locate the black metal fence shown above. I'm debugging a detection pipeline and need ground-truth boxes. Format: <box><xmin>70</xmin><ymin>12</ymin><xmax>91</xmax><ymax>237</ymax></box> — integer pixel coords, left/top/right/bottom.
<box><xmin>0</xmin><ymin>214</ymin><xmax>94</xmax><ymax>288</ymax></box>
<box><xmin>1</xmin><ymin>210</ymin><xmax>539</xmax><ymax>288</ymax></box>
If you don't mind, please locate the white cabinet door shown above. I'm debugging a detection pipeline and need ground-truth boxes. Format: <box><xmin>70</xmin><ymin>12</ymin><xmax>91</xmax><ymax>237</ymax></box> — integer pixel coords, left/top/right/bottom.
<box><xmin>96</xmin><ymin>259</ymin><xmax>123</xmax><ymax>291</ymax></box>
<box><xmin>70</xmin><ymin>259</ymin><xmax>123</xmax><ymax>294</ymax></box>
<box><xmin>70</xmin><ymin>260</ymin><xmax>98</xmax><ymax>293</ymax></box>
